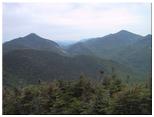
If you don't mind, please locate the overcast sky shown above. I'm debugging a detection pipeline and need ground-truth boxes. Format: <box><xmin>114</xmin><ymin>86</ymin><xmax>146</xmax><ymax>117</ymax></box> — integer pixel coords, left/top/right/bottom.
<box><xmin>3</xmin><ymin>3</ymin><xmax>151</xmax><ymax>42</ymax></box>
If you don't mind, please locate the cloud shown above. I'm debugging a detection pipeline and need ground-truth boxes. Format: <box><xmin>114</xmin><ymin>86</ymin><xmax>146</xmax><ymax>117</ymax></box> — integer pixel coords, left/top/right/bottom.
<box><xmin>3</xmin><ymin>3</ymin><xmax>151</xmax><ymax>42</ymax></box>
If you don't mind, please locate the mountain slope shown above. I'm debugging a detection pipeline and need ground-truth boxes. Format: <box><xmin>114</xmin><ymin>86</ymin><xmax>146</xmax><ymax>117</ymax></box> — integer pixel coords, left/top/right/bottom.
<box><xmin>3</xmin><ymin>49</ymin><xmax>136</xmax><ymax>87</ymax></box>
<box><xmin>67</xmin><ymin>30</ymin><xmax>151</xmax><ymax>80</ymax></box>
<box><xmin>3</xmin><ymin>33</ymin><xmax>66</xmax><ymax>55</ymax></box>
<box><xmin>67</xmin><ymin>42</ymin><xmax>95</xmax><ymax>56</ymax></box>
<box><xmin>68</xmin><ymin>30</ymin><xmax>143</xmax><ymax>59</ymax></box>
<box><xmin>3</xmin><ymin>31</ymin><xmax>151</xmax><ymax>87</ymax></box>
<box><xmin>116</xmin><ymin>34</ymin><xmax>152</xmax><ymax>73</ymax></box>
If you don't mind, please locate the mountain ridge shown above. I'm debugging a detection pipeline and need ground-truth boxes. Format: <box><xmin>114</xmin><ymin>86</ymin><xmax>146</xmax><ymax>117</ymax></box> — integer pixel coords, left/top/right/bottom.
<box><xmin>3</xmin><ymin>30</ymin><xmax>152</xmax><ymax>87</ymax></box>
<box><xmin>3</xmin><ymin>33</ymin><xmax>66</xmax><ymax>55</ymax></box>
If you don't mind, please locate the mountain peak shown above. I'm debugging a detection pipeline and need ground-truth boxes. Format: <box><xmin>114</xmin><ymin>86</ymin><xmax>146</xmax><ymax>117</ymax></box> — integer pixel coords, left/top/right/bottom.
<box><xmin>117</xmin><ymin>30</ymin><xmax>131</xmax><ymax>34</ymax></box>
<box><xmin>25</xmin><ymin>33</ymin><xmax>41</xmax><ymax>38</ymax></box>
<box><xmin>115</xmin><ymin>30</ymin><xmax>143</xmax><ymax>39</ymax></box>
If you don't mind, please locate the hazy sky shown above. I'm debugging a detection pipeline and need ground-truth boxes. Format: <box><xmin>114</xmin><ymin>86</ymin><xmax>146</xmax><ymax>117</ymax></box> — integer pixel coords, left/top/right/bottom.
<box><xmin>3</xmin><ymin>3</ymin><xmax>151</xmax><ymax>42</ymax></box>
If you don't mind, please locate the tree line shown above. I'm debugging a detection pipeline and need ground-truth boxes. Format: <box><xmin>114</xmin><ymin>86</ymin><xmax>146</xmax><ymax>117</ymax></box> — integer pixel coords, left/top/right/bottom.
<box><xmin>3</xmin><ymin>73</ymin><xmax>152</xmax><ymax>115</ymax></box>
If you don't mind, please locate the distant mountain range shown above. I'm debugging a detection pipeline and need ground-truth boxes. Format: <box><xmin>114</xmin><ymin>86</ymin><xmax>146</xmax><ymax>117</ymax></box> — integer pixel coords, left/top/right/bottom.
<box><xmin>67</xmin><ymin>30</ymin><xmax>151</xmax><ymax>75</ymax></box>
<box><xmin>3</xmin><ymin>30</ymin><xmax>152</xmax><ymax>87</ymax></box>
<box><xmin>67</xmin><ymin>30</ymin><xmax>146</xmax><ymax>58</ymax></box>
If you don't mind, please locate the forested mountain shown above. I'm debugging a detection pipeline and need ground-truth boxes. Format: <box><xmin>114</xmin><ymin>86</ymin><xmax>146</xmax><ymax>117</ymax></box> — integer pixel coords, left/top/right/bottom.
<box><xmin>67</xmin><ymin>30</ymin><xmax>152</xmax><ymax>80</ymax></box>
<box><xmin>67</xmin><ymin>30</ymin><xmax>143</xmax><ymax>59</ymax></box>
<box><xmin>67</xmin><ymin>42</ymin><xmax>94</xmax><ymax>56</ymax></box>
<box><xmin>3</xmin><ymin>49</ymin><xmax>135</xmax><ymax>87</ymax></box>
<box><xmin>3</xmin><ymin>30</ymin><xmax>152</xmax><ymax>115</ymax></box>
<box><xmin>3</xmin><ymin>33</ymin><xmax>66</xmax><ymax>55</ymax></box>
<box><xmin>3</xmin><ymin>30</ymin><xmax>152</xmax><ymax>87</ymax></box>
<box><xmin>116</xmin><ymin>34</ymin><xmax>152</xmax><ymax>73</ymax></box>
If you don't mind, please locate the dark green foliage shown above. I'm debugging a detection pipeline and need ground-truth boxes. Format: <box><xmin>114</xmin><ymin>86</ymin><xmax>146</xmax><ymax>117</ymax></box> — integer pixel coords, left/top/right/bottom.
<box><xmin>3</xmin><ymin>49</ymin><xmax>135</xmax><ymax>87</ymax></box>
<box><xmin>112</xmin><ymin>85</ymin><xmax>152</xmax><ymax>114</ymax></box>
<box><xmin>67</xmin><ymin>31</ymin><xmax>152</xmax><ymax>81</ymax></box>
<box><xmin>3</xmin><ymin>75</ymin><xmax>152</xmax><ymax>115</ymax></box>
<box><xmin>92</xmin><ymin>87</ymin><xmax>110</xmax><ymax>114</ymax></box>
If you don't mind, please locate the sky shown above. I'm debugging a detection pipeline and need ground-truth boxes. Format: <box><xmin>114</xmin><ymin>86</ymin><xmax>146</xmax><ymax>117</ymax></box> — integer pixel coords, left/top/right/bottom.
<box><xmin>3</xmin><ymin>2</ymin><xmax>151</xmax><ymax>43</ymax></box>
